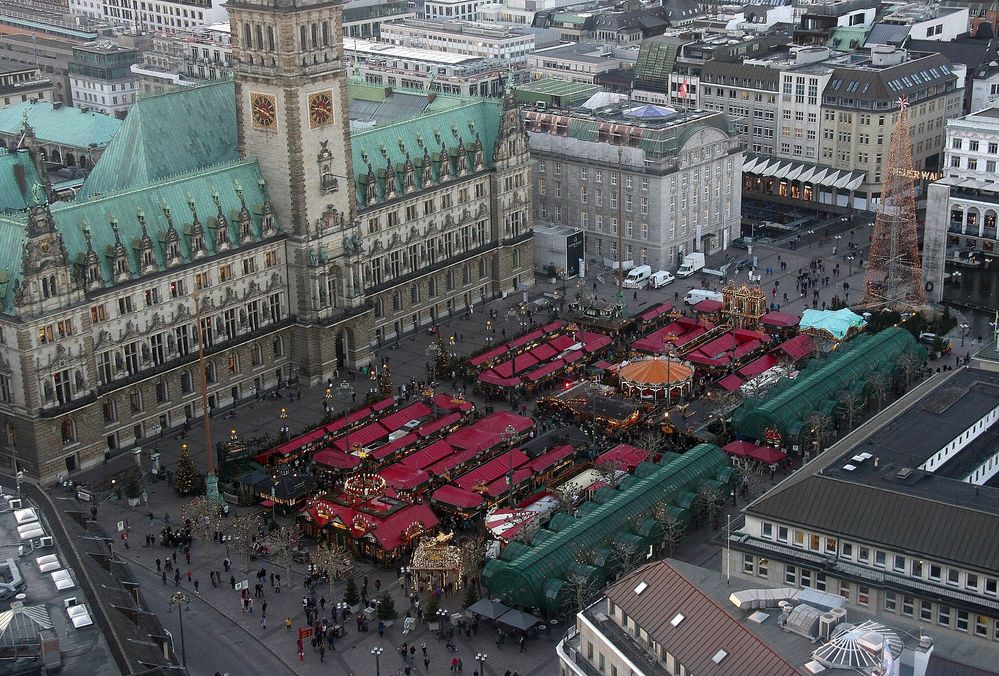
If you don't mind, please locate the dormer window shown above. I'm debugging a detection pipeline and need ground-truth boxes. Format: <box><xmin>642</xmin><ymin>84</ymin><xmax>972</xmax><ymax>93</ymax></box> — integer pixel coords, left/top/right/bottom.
<box><xmin>169</xmin><ymin>241</ymin><xmax>180</xmax><ymax>259</ymax></box>
<box><xmin>115</xmin><ymin>257</ymin><xmax>128</xmax><ymax>276</ymax></box>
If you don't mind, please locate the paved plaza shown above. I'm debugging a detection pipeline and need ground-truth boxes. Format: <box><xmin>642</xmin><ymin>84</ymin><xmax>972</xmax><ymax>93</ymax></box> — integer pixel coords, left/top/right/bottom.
<box><xmin>57</xmin><ymin>214</ymin><xmax>988</xmax><ymax>674</ymax></box>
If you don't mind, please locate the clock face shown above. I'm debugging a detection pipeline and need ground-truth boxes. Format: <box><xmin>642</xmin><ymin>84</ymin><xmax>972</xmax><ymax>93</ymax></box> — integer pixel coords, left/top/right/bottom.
<box><xmin>250</xmin><ymin>92</ymin><xmax>277</xmax><ymax>129</ymax></box>
<box><xmin>308</xmin><ymin>90</ymin><xmax>334</xmax><ymax>128</ymax></box>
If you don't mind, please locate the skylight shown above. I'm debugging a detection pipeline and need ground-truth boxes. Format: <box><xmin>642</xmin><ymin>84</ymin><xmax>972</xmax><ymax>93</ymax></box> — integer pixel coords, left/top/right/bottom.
<box><xmin>670</xmin><ymin>613</ymin><xmax>685</xmax><ymax>627</ymax></box>
<box><xmin>634</xmin><ymin>582</ymin><xmax>648</xmax><ymax>595</ymax></box>
<box><xmin>713</xmin><ymin>649</ymin><xmax>729</xmax><ymax>664</ymax></box>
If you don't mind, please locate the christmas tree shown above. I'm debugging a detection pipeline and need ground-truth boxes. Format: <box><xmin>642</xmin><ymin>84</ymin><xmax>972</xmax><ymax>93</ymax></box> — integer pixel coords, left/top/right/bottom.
<box><xmin>376</xmin><ymin>591</ymin><xmax>397</xmax><ymax>621</ymax></box>
<box><xmin>174</xmin><ymin>444</ymin><xmax>203</xmax><ymax>496</ymax></box>
<box><xmin>433</xmin><ymin>339</ymin><xmax>452</xmax><ymax>381</ymax></box>
<box><xmin>344</xmin><ymin>577</ymin><xmax>360</xmax><ymax>607</ymax></box>
<box><xmin>379</xmin><ymin>362</ymin><xmax>393</xmax><ymax>398</ymax></box>
<box><xmin>462</xmin><ymin>584</ymin><xmax>479</xmax><ymax>609</ymax></box>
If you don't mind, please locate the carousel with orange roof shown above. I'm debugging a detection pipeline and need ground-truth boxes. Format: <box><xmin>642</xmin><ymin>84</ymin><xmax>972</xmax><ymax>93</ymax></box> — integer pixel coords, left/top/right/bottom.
<box><xmin>616</xmin><ymin>354</ymin><xmax>695</xmax><ymax>401</ymax></box>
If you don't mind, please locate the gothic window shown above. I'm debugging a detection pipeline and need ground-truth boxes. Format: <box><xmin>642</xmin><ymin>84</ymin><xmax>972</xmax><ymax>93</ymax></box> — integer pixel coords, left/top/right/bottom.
<box><xmin>169</xmin><ymin>241</ymin><xmax>180</xmax><ymax>260</ymax></box>
<box><xmin>228</xmin><ymin>352</ymin><xmax>239</xmax><ymax>374</ymax></box>
<box><xmin>478</xmin><ymin>259</ymin><xmax>486</xmax><ymax>279</ymax></box>
<box><xmin>322</xmin><ymin>21</ymin><xmax>330</xmax><ymax>46</ymax></box>
<box><xmin>88</xmin><ymin>261</ymin><xmax>100</xmax><ymax>284</ymax></box>
<box><xmin>251</xmin><ymin>344</ymin><xmax>262</xmax><ymax>366</ymax></box>
<box><xmin>102</xmin><ymin>399</ymin><xmax>116</xmax><ymax>424</ymax></box>
<box><xmin>272</xmin><ymin>336</ymin><xmax>284</xmax><ymax>357</ymax></box>
<box><xmin>61</xmin><ymin>419</ymin><xmax>76</xmax><ymax>445</ymax></box>
<box><xmin>300</xmin><ymin>25</ymin><xmax>307</xmax><ymax>51</ymax></box>
<box><xmin>392</xmin><ymin>290</ymin><xmax>402</xmax><ymax>312</ymax></box>
<box><xmin>129</xmin><ymin>388</ymin><xmax>142</xmax><ymax>414</ymax></box>
<box><xmin>156</xmin><ymin>380</ymin><xmax>168</xmax><ymax>403</ymax></box>
<box><xmin>267</xmin><ymin>26</ymin><xmax>275</xmax><ymax>51</ymax></box>
<box><xmin>446</xmin><ymin>270</ymin><xmax>455</xmax><ymax>291</ymax></box>
<box><xmin>205</xmin><ymin>361</ymin><xmax>217</xmax><ymax>384</ymax></box>
<box><xmin>512</xmin><ymin>249</ymin><xmax>521</xmax><ymax>268</ymax></box>
<box><xmin>244</xmin><ymin>24</ymin><xmax>252</xmax><ymax>49</ymax></box>
<box><xmin>311</xmin><ymin>23</ymin><xmax>318</xmax><ymax>49</ymax></box>
<box><xmin>255</xmin><ymin>24</ymin><xmax>263</xmax><ymax>50</ymax></box>
<box><xmin>462</xmin><ymin>264</ymin><xmax>470</xmax><ymax>285</ymax></box>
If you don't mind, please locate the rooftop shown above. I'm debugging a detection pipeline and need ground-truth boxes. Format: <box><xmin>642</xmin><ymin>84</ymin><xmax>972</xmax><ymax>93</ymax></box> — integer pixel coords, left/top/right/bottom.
<box><xmin>0</xmin><ymin>100</ymin><xmax>123</xmax><ymax>150</ymax></box>
<box><xmin>744</xmin><ymin>367</ymin><xmax>999</xmax><ymax>571</ymax></box>
<box><xmin>531</xmin><ymin>41</ymin><xmax>632</xmax><ymax>64</ymax></box>
<box><xmin>348</xmin><ymin>37</ymin><xmax>483</xmax><ymax>65</ymax></box>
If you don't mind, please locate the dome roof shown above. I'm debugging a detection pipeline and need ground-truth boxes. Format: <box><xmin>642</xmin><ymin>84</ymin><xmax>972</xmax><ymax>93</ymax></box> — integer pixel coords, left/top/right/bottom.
<box><xmin>618</xmin><ymin>357</ymin><xmax>694</xmax><ymax>386</ymax></box>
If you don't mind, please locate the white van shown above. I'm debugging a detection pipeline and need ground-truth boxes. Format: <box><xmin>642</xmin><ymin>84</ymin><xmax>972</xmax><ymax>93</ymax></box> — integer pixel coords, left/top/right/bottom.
<box><xmin>622</xmin><ymin>265</ymin><xmax>652</xmax><ymax>288</ymax></box>
<box><xmin>684</xmin><ymin>289</ymin><xmax>723</xmax><ymax>305</ymax></box>
<box><xmin>649</xmin><ymin>270</ymin><xmax>674</xmax><ymax>288</ymax></box>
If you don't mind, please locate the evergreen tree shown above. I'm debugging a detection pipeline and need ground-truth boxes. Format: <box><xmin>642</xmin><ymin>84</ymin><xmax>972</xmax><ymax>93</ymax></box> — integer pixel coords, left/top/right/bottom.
<box><xmin>379</xmin><ymin>362</ymin><xmax>393</xmax><ymax>398</ymax></box>
<box><xmin>462</xmin><ymin>584</ymin><xmax>479</xmax><ymax>609</ymax></box>
<box><xmin>425</xmin><ymin>594</ymin><xmax>440</xmax><ymax>621</ymax></box>
<box><xmin>376</xmin><ymin>591</ymin><xmax>397</xmax><ymax>621</ymax></box>
<box><xmin>344</xmin><ymin>577</ymin><xmax>360</xmax><ymax>607</ymax></box>
<box><xmin>174</xmin><ymin>444</ymin><xmax>202</xmax><ymax>496</ymax></box>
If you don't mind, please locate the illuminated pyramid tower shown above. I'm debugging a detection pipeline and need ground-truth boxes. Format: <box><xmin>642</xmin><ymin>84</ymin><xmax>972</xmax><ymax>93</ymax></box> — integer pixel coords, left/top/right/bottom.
<box><xmin>864</xmin><ymin>96</ymin><xmax>924</xmax><ymax>309</ymax></box>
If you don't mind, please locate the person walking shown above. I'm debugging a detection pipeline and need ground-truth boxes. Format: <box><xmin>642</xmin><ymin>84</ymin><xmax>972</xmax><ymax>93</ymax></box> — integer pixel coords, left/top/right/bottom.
<box><xmin>161</xmin><ymin>570</ymin><xmax>167</xmax><ymax>585</ymax></box>
<box><xmin>261</xmin><ymin>615</ymin><xmax>267</xmax><ymax>630</ymax></box>
<box><xmin>286</xmin><ymin>617</ymin><xmax>293</xmax><ymax>631</ymax></box>
<box><xmin>194</xmin><ymin>579</ymin><xmax>200</xmax><ymax>594</ymax></box>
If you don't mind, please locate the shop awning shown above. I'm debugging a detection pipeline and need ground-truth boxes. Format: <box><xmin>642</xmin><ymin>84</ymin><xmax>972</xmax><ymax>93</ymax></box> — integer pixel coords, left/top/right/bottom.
<box><xmin>431</xmin><ymin>484</ymin><xmax>484</xmax><ymax>510</ymax></box>
<box><xmin>742</xmin><ymin>153</ymin><xmax>865</xmax><ymax>191</ymax></box>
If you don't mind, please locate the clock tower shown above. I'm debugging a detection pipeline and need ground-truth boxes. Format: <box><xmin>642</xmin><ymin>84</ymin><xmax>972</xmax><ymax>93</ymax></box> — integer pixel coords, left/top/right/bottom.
<box><xmin>228</xmin><ymin>0</ymin><xmax>371</xmax><ymax>378</ymax></box>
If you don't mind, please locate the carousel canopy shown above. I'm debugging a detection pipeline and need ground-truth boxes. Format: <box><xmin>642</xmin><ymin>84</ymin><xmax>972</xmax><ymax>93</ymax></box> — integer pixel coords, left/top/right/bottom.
<box><xmin>618</xmin><ymin>357</ymin><xmax>694</xmax><ymax>388</ymax></box>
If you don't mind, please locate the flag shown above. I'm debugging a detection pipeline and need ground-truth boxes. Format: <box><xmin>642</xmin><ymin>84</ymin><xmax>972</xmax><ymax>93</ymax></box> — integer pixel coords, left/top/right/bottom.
<box><xmin>678</xmin><ymin>78</ymin><xmax>688</xmax><ymax>99</ymax></box>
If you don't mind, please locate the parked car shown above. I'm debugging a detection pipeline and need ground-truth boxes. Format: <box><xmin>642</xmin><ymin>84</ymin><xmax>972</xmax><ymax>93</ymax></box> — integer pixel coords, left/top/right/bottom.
<box><xmin>732</xmin><ymin>237</ymin><xmax>752</xmax><ymax>250</ymax></box>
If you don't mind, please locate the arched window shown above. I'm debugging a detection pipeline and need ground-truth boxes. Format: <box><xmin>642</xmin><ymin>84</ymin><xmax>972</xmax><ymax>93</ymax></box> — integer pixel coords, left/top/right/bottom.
<box><xmin>243</xmin><ymin>23</ymin><xmax>252</xmax><ymax>49</ymax></box>
<box><xmin>300</xmin><ymin>25</ymin><xmax>307</xmax><ymax>50</ymax></box>
<box><xmin>251</xmin><ymin>344</ymin><xmax>262</xmax><ymax>366</ymax></box>
<box><xmin>180</xmin><ymin>370</ymin><xmax>193</xmax><ymax>394</ymax></box>
<box><xmin>205</xmin><ymin>361</ymin><xmax>217</xmax><ymax>384</ymax></box>
<box><xmin>255</xmin><ymin>24</ymin><xmax>263</xmax><ymax>50</ymax></box>
<box><xmin>272</xmin><ymin>336</ymin><xmax>284</xmax><ymax>357</ymax></box>
<box><xmin>227</xmin><ymin>352</ymin><xmax>239</xmax><ymax>374</ymax></box>
<box><xmin>462</xmin><ymin>264</ymin><xmax>470</xmax><ymax>285</ymax></box>
<box><xmin>129</xmin><ymin>388</ymin><xmax>142</xmax><ymax>413</ymax></box>
<box><xmin>322</xmin><ymin>21</ymin><xmax>330</xmax><ymax>46</ymax></box>
<box><xmin>512</xmin><ymin>249</ymin><xmax>521</xmax><ymax>268</ymax></box>
<box><xmin>267</xmin><ymin>25</ymin><xmax>275</xmax><ymax>51</ymax></box>
<box><xmin>311</xmin><ymin>23</ymin><xmax>318</xmax><ymax>49</ymax></box>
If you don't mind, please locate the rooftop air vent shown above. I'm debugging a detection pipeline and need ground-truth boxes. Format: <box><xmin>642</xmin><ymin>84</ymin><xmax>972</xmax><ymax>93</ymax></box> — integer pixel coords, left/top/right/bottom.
<box><xmin>896</xmin><ymin>468</ymin><xmax>913</xmax><ymax>480</ymax></box>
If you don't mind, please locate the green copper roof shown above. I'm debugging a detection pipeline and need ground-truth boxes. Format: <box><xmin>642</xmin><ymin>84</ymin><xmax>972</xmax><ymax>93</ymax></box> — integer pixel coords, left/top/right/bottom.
<box><xmin>0</xmin><ymin>148</ymin><xmax>42</xmax><ymax>214</ymax></box>
<box><xmin>0</xmin><ymin>100</ymin><xmax>122</xmax><ymax>150</ymax></box>
<box><xmin>78</xmin><ymin>81</ymin><xmax>238</xmax><ymax>201</ymax></box>
<box><xmin>0</xmin><ymin>159</ymin><xmax>277</xmax><ymax>310</ymax></box>
<box><xmin>351</xmin><ymin>96</ymin><xmax>502</xmax><ymax>207</ymax></box>
<box><xmin>482</xmin><ymin>444</ymin><xmax>731</xmax><ymax>611</ymax></box>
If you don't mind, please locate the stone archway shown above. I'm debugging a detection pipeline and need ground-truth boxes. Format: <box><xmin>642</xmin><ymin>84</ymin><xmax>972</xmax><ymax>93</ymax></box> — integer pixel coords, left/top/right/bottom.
<box><xmin>50</xmin><ymin>148</ymin><xmax>61</xmax><ymax>163</ymax></box>
<box><xmin>65</xmin><ymin>152</ymin><xmax>74</xmax><ymax>167</ymax></box>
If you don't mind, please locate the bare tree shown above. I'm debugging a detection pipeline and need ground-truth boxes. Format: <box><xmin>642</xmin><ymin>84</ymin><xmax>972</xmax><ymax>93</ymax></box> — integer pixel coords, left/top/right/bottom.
<box><xmin>695</xmin><ymin>484</ymin><xmax>724</xmax><ymax>531</ymax></box>
<box><xmin>866</xmin><ymin>371</ymin><xmax>888</xmax><ymax>411</ymax></box>
<box><xmin>635</xmin><ymin>427</ymin><xmax>670</xmax><ymax>456</ymax></box>
<box><xmin>226</xmin><ymin>513</ymin><xmax>263</xmax><ymax>572</ymax></box>
<box><xmin>894</xmin><ymin>352</ymin><xmax>922</xmax><ymax>392</ymax></box>
<box><xmin>264</xmin><ymin>525</ymin><xmax>304</xmax><ymax>591</ymax></box>
<box><xmin>564</xmin><ymin>571</ymin><xmax>602</xmax><ymax>614</ymax></box>
<box><xmin>312</xmin><ymin>541</ymin><xmax>354</xmax><ymax>597</ymax></box>
<box><xmin>181</xmin><ymin>496</ymin><xmax>221</xmax><ymax>541</ymax></box>
<box><xmin>610</xmin><ymin>539</ymin><xmax>647</xmax><ymax>576</ymax></box>
<box><xmin>837</xmin><ymin>390</ymin><xmax>864</xmax><ymax>433</ymax></box>
<box><xmin>595</xmin><ymin>459</ymin><xmax>625</xmax><ymax>488</ymax></box>
<box><xmin>704</xmin><ymin>390</ymin><xmax>743</xmax><ymax>439</ymax></box>
<box><xmin>651</xmin><ymin>501</ymin><xmax>685</xmax><ymax>558</ymax></box>
<box><xmin>804</xmin><ymin>411</ymin><xmax>833</xmax><ymax>456</ymax></box>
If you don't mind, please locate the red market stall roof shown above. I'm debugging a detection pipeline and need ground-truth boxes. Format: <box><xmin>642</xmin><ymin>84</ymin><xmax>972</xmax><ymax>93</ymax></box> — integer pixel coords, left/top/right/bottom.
<box><xmin>313</xmin><ymin>448</ymin><xmax>361</xmax><ymax>470</ymax></box>
<box><xmin>417</xmin><ymin>412</ymin><xmax>462</xmax><ymax>437</ymax></box>
<box><xmin>433</xmin><ymin>393</ymin><xmax>474</xmax><ymax>412</ymax></box>
<box><xmin>717</xmin><ymin>374</ymin><xmax>745</xmax><ymax>391</ymax></box>
<box><xmin>431</xmin><ymin>484</ymin><xmax>484</xmax><ymax>510</ymax></box>
<box><xmin>373</xmin><ymin>504</ymin><xmax>440</xmax><ymax>551</ymax></box>
<box><xmin>673</xmin><ymin>326</ymin><xmax>709</xmax><ymax>347</ymax></box>
<box><xmin>372</xmin><ymin>397</ymin><xmax>395</xmax><ymax>412</ymax></box>
<box><xmin>379</xmin><ymin>403</ymin><xmax>432</xmax><ymax>432</ymax></box>
<box><xmin>777</xmin><ymin>334</ymin><xmax>814</xmax><ymax>361</ymax></box>
<box><xmin>695</xmin><ymin>333</ymin><xmax>737</xmax><ymax>359</ymax></box>
<box><xmin>524</xmin><ymin>359</ymin><xmax>564</xmax><ymax>382</ymax></box>
<box><xmin>733</xmin><ymin>338</ymin><xmax>764</xmax><ymax>360</ymax></box>
<box><xmin>478</xmin><ymin>370</ymin><xmax>523</xmax><ymax>388</ymax></box>
<box><xmin>475</xmin><ymin>411</ymin><xmax>534</xmax><ymax>435</ymax></box>
<box><xmin>529</xmin><ymin>343</ymin><xmax>558</xmax><ymax>361</ymax></box>
<box><xmin>400</xmin><ymin>440</ymin><xmax>455</xmax><ymax>470</ymax></box>
<box><xmin>529</xmin><ymin>444</ymin><xmax>574</xmax><ymax>473</ymax></box>
<box><xmin>738</xmin><ymin>354</ymin><xmax>779</xmax><ymax>379</ymax></box>
<box><xmin>508</xmin><ymin>329</ymin><xmax>545</xmax><ymax>350</ymax></box>
<box><xmin>548</xmin><ymin>335</ymin><xmax>577</xmax><ymax>351</ymax></box>
<box><xmin>379</xmin><ymin>464</ymin><xmax>430</xmax><ymax>491</ymax></box>
<box><xmin>596</xmin><ymin>444</ymin><xmax>648</xmax><ymax>471</ymax></box>
<box><xmin>326</xmin><ymin>406</ymin><xmax>374</xmax><ymax>434</ymax></box>
<box><xmin>561</xmin><ymin>350</ymin><xmax>585</xmax><ymax>365</ymax></box>
<box><xmin>427</xmin><ymin>446</ymin><xmax>479</xmax><ymax>476</ymax></box>
<box><xmin>578</xmin><ymin>331</ymin><xmax>612</xmax><ymax>352</ymax></box>
<box><xmin>592</xmin><ymin>359</ymin><xmax>613</xmax><ymax>370</ymax></box>
<box><xmin>492</xmin><ymin>353</ymin><xmax>540</xmax><ymax>377</ymax></box>
<box><xmin>447</xmin><ymin>426</ymin><xmax>501</xmax><ymax>452</ymax></box>
<box><xmin>761</xmin><ymin>311</ymin><xmax>800</xmax><ymax>328</ymax></box>
<box><xmin>486</xmin><ymin>467</ymin><xmax>533</xmax><ymax>497</ymax></box>
<box><xmin>693</xmin><ymin>299</ymin><xmax>723</xmax><ymax>313</ymax></box>
<box><xmin>638</xmin><ymin>303</ymin><xmax>674</xmax><ymax>322</ymax></box>
<box><xmin>369</xmin><ymin>433</ymin><xmax>418</xmax><ymax>460</ymax></box>
<box><xmin>332</xmin><ymin>422</ymin><xmax>389</xmax><ymax>450</ymax></box>
<box><xmin>469</xmin><ymin>345</ymin><xmax>509</xmax><ymax>367</ymax></box>
<box><xmin>541</xmin><ymin>321</ymin><xmax>564</xmax><ymax>332</ymax></box>
<box><xmin>723</xmin><ymin>440</ymin><xmax>787</xmax><ymax>464</ymax></box>
<box><xmin>455</xmin><ymin>449</ymin><xmax>530</xmax><ymax>490</ymax></box>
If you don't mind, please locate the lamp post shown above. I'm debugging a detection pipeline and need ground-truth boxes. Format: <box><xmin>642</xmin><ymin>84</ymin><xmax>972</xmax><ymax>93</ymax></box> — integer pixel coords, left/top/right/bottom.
<box><xmin>961</xmin><ymin>322</ymin><xmax>970</xmax><ymax>346</ymax></box>
<box><xmin>502</xmin><ymin>424</ymin><xmax>517</xmax><ymax>508</ymax></box>
<box><xmin>169</xmin><ymin>591</ymin><xmax>188</xmax><ymax>668</ymax></box>
<box><xmin>476</xmin><ymin>652</ymin><xmax>488</xmax><ymax>675</ymax></box>
<box><xmin>371</xmin><ymin>646</ymin><xmax>384</xmax><ymax>676</ymax></box>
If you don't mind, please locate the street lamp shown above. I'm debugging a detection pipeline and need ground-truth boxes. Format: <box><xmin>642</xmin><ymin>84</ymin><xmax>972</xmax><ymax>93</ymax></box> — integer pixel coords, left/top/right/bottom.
<box><xmin>961</xmin><ymin>322</ymin><xmax>970</xmax><ymax>346</ymax></box>
<box><xmin>371</xmin><ymin>646</ymin><xmax>384</xmax><ymax>676</ymax></box>
<box><xmin>476</xmin><ymin>652</ymin><xmax>488</xmax><ymax>675</ymax></box>
<box><xmin>502</xmin><ymin>424</ymin><xmax>517</xmax><ymax>508</ymax></box>
<box><xmin>280</xmin><ymin>407</ymin><xmax>288</xmax><ymax>419</ymax></box>
<box><xmin>169</xmin><ymin>592</ymin><xmax>189</xmax><ymax>668</ymax></box>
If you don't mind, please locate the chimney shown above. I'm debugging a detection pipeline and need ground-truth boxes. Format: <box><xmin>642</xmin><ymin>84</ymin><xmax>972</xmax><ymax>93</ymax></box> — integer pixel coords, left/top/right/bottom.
<box><xmin>52</xmin><ymin>101</ymin><xmax>63</xmax><ymax>111</ymax></box>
